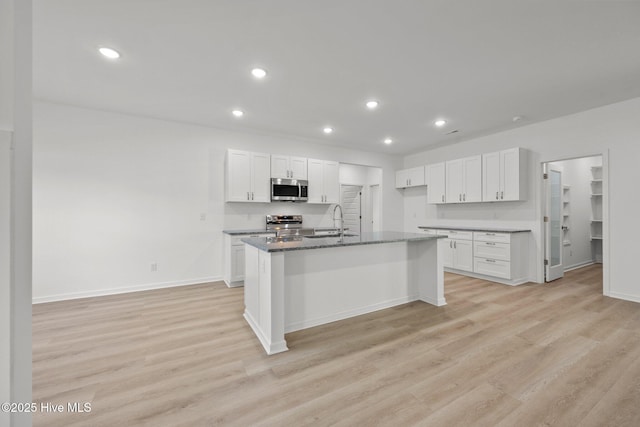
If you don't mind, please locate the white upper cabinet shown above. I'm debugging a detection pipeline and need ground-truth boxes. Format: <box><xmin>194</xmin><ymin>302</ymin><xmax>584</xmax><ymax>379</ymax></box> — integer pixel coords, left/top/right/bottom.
<box><xmin>426</xmin><ymin>162</ymin><xmax>446</xmax><ymax>204</ymax></box>
<box><xmin>307</xmin><ymin>158</ymin><xmax>339</xmax><ymax>204</ymax></box>
<box><xmin>226</xmin><ymin>149</ymin><xmax>271</xmax><ymax>203</ymax></box>
<box><xmin>395</xmin><ymin>166</ymin><xmax>425</xmax><ymax>189</ymax></box>
<box><xmin>482</xmin><ymin>147</ymin><xmax>526</xmax><ymax>201</ymax></box>
<box><xmin>271</xmin><ymin>155</ymin><xmax>307</xmax><ymax>180</ymax></box>
<box><xmin>446</xmin><ymin>155</ymin><xmax>481</xmax><ymax>203</ymax></box>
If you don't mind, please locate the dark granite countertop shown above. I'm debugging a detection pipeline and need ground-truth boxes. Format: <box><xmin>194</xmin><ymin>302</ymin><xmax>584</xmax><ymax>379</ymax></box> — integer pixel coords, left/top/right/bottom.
<box><xmin>223</xmin><ymin>229</ymin><xmax>273</xmax><ymax>235</ymax></box>
<box><xmin>242</xmin><ymin>231</ymin><xmax>444</xmax><ymax>252</ymax></box>
<box><xmin>418</xmin><ymin>226</ymin><xmax>531</xmax><ymax>233</ymax></box>
<box><xmin>223</xmin><ymin>227</ymin><xmax>346</xmax><ymax>236</ymax></box>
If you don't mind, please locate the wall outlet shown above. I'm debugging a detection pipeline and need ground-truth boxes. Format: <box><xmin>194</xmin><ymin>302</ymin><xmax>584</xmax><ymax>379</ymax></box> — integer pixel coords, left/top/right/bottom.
<box><xmin>150</xmin><ymin>263</ymin><xmax>158</xmax><ymax>272</ymax></box>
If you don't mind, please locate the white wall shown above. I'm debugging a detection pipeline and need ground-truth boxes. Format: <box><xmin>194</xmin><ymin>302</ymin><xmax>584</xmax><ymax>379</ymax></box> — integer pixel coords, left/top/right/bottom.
<box><xmin>3</xmin><ymin>0</ymin><xmax>33</xmax><ymax>424</ymax></box>
<box><xmin>549</xmin><ymin>156</ymin><xmax>602</xmax><ymax>270</ymax></box>
<box><xmin>404</xmin><ymin>96</ymin><xmax>640</xmax><ymax>302</ymax></box>
<box><xmin>33</xmin><ymin>101</ymin><xmax>404</xmax><ymax>302</ymax></box>
<box><xmin>0</xmin><ymin>130</ymin><xmax>11</xmax><ymax>427</ymax></box>
<box><xmin>0</xmin><ymin>2</ymin><xmax>12</xmax><ymax>422</ymax></box>
<box><xmin>0</xmin><ymin>0</ymin><xmax>12</xmax><ymax>130</ymax></box>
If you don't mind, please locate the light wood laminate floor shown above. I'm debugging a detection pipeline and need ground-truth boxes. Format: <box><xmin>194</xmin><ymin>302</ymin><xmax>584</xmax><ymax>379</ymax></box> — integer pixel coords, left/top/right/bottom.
<box><xmin>33</xmin><ymin>264</ymin><xmax>640</xmax><ymax>426</ymax></box>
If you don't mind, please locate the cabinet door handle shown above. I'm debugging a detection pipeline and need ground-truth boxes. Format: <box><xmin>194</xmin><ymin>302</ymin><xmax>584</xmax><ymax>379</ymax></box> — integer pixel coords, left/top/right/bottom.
<box><xmin>486</xmin><ymin>242</ymin><xmax>496</xmax><ymax>246</ymax></box>
<box><xmin>442</xmin><ymin>195</ymin><xmax>445</xmax><ymax>202</ymax></box>
<box><xmin>496</xmin><ymin>191</ymin><xmax>499</xmax><ymax>200</ymax></box>
<box><xmin>486</xmin><ymin>259</ymin><xmax>496</xmax><ymax>263</ymax></box>
<box><xmin>459</xmin><ymin>194</ymin><xmax>462</xmax><ymax>201</ymax></box>
<box><xmin>454</xmin><ymin>241</ymin><xmax>457</xmax><ymax>249</ymax></box>
<box><xmin>251</xmin><ymin>192</ymin><xmax>254</xmax><ymax>200</ymax></box>
<box><xmin>449</xmin><ymin>241</ymin><xmax>452</xmax><ymax>248</ymax></box>
<box><xmin>501</xmin><ymin>191</ymin><xmax>504</xmax><ymax>199</ymax></box>
<box><xmin>247</xmin><ymin>192</ymin><xmax>250</xmax><ymax>200</ymax></box>
<box><xmin>463</xmin><ymin>193</ymin><xmax>466</xmax><ymax>201</ymax></box>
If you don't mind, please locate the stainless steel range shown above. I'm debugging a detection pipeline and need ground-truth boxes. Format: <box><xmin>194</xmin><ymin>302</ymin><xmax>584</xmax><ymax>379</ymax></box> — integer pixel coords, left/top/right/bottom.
<box><xmin>265</xmin><ymin>215</ymin><xmax>314</xmax><ymax>237</ymax></box>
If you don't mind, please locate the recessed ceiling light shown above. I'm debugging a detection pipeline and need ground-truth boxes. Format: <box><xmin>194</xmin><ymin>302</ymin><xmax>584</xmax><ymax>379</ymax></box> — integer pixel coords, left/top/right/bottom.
<box><xmin>434</xmin><ymin>119</ymin><xmax>447</xmax><ymax>127</ymax></box>
<box><xmin>98</xmin><ymin>47</ymin><xmax>120</xmax><ymax>59</ymax></box>
<box><xmin>232</xmin><ymin>109</ymin><xmax>244</xmax><ymax>118</ymax></box>
<box><xmin>323</xmin><ymin>127</ymin><xmax>334</xmax><ymax>134</ymax></box>
<box><xmin>366</xmin><ymin>100</ymin><xmax>379</xmax><ymax>109</ymax></box>
<box><xmin>383</xmin><ymin>138</ymin><xmax>393</xmax><ymax>145</ymax></box>
<box><xmin>251</xmin><ymin>68</ymin><xmax>267</xmax><ymax>79</ymax></box>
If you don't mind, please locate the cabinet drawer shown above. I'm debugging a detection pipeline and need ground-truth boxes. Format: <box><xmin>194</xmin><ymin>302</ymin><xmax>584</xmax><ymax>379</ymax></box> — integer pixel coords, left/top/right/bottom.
<box><xmin>473</xmin><ymin>241</ymin><xmax>510</xmax><ymax>261</ymax></box>
<box><xmin>474</xmin><ymin>258</ymin><xmax>511</xmax><ymax>279</ymax></box>
<box><xmin>439</xmin><ymin>230</ymin><xmax>473</xmax><ymax>240</ymax></box>
<box><xmin>473</xmin><ymin>231</ymin><xmax>510</xmax><ymax>243</ymax></box>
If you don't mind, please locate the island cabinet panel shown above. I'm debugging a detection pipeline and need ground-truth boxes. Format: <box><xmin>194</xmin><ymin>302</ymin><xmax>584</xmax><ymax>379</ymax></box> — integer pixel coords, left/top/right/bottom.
<box><xmin>226</xmin><ymin>149</ymin><xmax>271</xmax><ymax>202</ymax></box>
<box><xmin>242</xmin><ymin>233</ymin><xmax>444</xmax><ymax>355</ymax></box>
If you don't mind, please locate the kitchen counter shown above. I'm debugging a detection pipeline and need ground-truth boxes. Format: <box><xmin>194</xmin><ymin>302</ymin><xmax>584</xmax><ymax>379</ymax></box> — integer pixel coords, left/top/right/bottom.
<box><xmin>418</xmin><ymin>225</ymin><xmax>531</xmax><ymax>233</ymax></box>
<box><xmin>222</xmin><ymin>229</ymin><xmax>272</xmax><ymax>235</ymax></box>
<box><xmin>223</xmin><ymin>227</ymin><xmax>346</xmax><ymax>236</ymax></box>
<box><xmin>242</xmin><ymin>231</ymin><xmax>442</xmax><ymax>252</ymax></box>
<box><xmin>243</xmin><ymin>230</ymin><xmax>445</xmax><ymax>355</ymax></box>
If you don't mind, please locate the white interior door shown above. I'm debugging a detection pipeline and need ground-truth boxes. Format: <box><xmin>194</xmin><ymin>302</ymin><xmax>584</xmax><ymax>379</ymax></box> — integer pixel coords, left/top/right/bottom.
<box><xmin>340</xmin><ymin>185</ymin><xmax>362</xmax><ymax>235</ymax></box>
<box><xmin>545</xmin><ymin>165</ymin><xmax>564</xmax><ymax>281</ymax></box>
<box><xmin>370</xmin><ymin>184</ymin><xmax>381</xmax><ymax>233</ymax></box>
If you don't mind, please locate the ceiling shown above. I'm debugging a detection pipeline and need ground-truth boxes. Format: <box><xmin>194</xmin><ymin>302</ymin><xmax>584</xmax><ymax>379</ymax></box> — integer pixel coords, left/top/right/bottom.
<box><xmin>33</xmin><ymin>0</ymin><xmax>640</xmax><ymax>155</ymax></box>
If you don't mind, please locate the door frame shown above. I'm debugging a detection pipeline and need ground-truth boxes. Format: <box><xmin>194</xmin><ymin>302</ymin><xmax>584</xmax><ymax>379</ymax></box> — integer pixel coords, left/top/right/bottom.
<box><xmin>539</xmin><ymin>151</ymin><xmax>609</xmax><ymax>295</ymax></box>
<box><xmin>543</xmin><ymin>163</ymin><xmax>564</xmax><ymax>282</ymax></box>
<box><xmin>339</xmin><ymin>183</ymin><xmax>363</xmax><ymax>235</ymax></box>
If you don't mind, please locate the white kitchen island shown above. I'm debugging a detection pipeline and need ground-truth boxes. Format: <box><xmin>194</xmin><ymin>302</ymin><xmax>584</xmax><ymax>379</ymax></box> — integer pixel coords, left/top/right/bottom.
<box><xmin>241</xmin><ymin>232</ymin><xmax>445</xmax><ymax>355</ymax></box>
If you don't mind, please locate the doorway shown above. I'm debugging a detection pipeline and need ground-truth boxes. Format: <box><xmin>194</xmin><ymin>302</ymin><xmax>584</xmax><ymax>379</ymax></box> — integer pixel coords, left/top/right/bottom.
<box><xmin>340</xmin><ymin>184</ymin><xmax>362</xmax><ymax>235</ymax></box>
<box><xmin>542</xmin><ymin>155</ymin><xmax>606</xmax><ymax>291</ymax></box>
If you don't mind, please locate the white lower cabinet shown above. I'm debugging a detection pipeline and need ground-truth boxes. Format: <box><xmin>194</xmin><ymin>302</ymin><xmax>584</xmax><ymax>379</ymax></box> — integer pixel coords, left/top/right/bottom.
<box><xmin>472</xmin><ymin>231</ymin><xmax>528</xmax><ymax>284</ymax></box>
<box><xmin>422</xmin><ymin>228</ymin><xmax>529</xmax><ymax>285</ymax></box>
<box><xmin>224</xmin><ymin>233</ymin><xmax>275</xmax><ymax>287</ymax></box>
<box><xmin>437</xmin><ymin>230</ymin><xmax>473</xmax><ymax>273</ymax></box>
<box><xmin>473</xmin><ymin>258</ymin><xmax>511</xmax><ymax>279</ymax></box>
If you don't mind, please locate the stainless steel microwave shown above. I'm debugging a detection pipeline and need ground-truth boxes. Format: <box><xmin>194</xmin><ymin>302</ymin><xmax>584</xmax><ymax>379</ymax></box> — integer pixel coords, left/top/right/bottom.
<box><xmin>271</xmin><ymin>178</ymin><xmax>308</xmax><ymax>202</ymax></box>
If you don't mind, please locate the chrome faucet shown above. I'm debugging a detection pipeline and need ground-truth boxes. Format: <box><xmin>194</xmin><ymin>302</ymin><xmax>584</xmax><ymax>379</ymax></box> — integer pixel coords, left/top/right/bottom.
<box><xmin>333</xmin><ymin>204</ymin><xmax>344</xmax><ymax>240</ymax></box>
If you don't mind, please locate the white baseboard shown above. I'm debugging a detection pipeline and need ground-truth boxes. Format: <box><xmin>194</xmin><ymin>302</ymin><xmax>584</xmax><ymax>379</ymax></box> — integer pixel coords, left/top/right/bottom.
<box><xmin>564</xmin><ymin>260</ymin><xmax>595</xmax><ymax>272</ymax></box>
<box><xmin>608</xmin><ymin>291</ymin><xmax>640</xmax><ymax>304</ymax></box>
<box><xmin>243</xmin><ymin>310</ymin><xmax>288</xmax><ymax>355</ymax></box>
<box><xmin>444</xmin><ymin>268</ymin><xmax>529</xmax><ymax>286</ymax></box>
<box><xmin>284</xmin><ymin>295</ymin><xmax>417</xmax><ymax>333</ymax></box>
<box><xmin>32</xmin><ymin>276</ymin><xmax>222</xmax><ymax>304</ymax></box>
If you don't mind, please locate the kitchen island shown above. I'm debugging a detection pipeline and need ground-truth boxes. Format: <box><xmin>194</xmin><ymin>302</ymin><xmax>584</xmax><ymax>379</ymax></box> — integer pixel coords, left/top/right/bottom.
<box><xmin>241</xmin><ymin>232</ymin><xmax>445</xmax><ymax>355</ymax></box>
